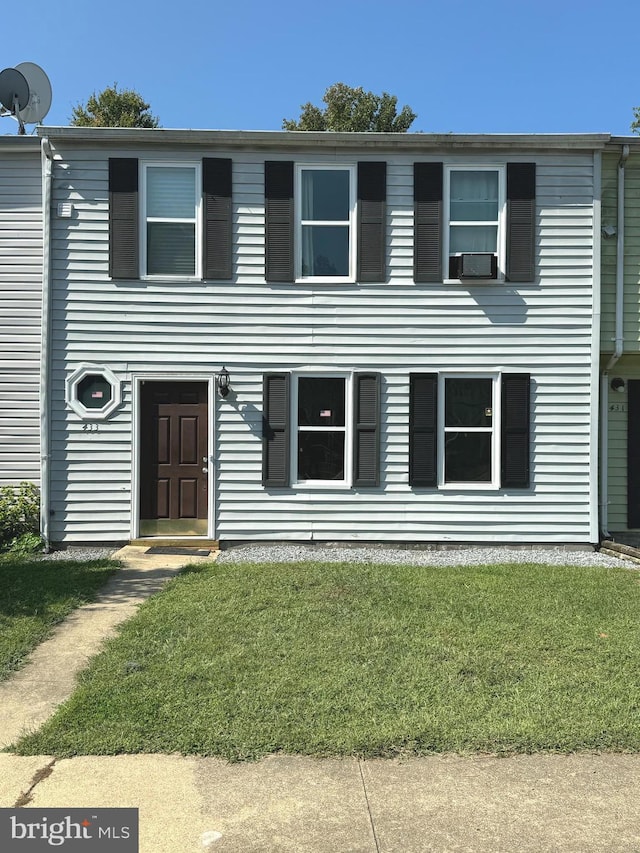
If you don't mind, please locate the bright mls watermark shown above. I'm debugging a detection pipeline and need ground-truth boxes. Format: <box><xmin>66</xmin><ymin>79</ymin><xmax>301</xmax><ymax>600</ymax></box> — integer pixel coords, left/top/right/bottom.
<box><xmin>0</xmin><ymin>809</ymin><xmax>138</xmax><ymax>851</ymax></box>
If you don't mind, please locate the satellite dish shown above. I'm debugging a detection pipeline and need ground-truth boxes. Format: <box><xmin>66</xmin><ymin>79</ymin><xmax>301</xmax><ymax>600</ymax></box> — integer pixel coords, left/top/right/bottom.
<box><xmin>0</xmin><ymin>67</ymin><xmax>29</xmax><ymax>114</ymax></box>
<box><xmin>15</xmin><ymin>62</ymin><xmax>52</xmax><ymax>124</ymax></box>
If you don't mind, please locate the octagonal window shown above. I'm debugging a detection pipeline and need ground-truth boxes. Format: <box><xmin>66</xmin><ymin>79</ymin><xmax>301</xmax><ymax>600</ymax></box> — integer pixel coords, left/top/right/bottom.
<box><xmin>66</xmin><ymin>363</ymin><xmax>122</xmax><ymax>420</ymax></box>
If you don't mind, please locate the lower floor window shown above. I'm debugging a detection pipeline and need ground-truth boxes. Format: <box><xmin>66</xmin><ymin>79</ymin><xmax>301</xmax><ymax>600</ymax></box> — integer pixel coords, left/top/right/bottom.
<box><xmin>262</xmin><ymin>371</ymin><xmax>380</xmax><ymax>489</ymax></box>
<box><xmin>443</xmin><ymin>376</ymin><xmax>495</xmax><ymax>483</ymax></box>
<box><xmin>409</xmin><ymin>370</ymin><xmax>529</xmax><ymax>490</ymax></box>
<box><xmin>296</xmin><ymin>376</ymin><xmax>348</xmax><ymax>483</ymax></box>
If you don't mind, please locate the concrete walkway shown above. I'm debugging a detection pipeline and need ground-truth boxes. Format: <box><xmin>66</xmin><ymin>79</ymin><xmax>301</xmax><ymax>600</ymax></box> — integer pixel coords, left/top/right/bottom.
<box><xmin>0</xmin><ymin>545</ymin><xmax>211</xmax><ymax>746</ymax></box>
<box><xmin>1</xmin><ymin>547</ymin><xmax>640</xmax><ymax>851</ymax></box>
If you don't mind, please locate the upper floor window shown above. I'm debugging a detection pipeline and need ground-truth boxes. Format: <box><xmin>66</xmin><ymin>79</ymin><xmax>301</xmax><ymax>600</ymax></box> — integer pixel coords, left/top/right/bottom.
<box><xmin>296</xmin><ymin>165</ymin><xmax>356</xmax><ymax>281</ymax></box>
<box><xmin>142</xmin><ymin>164</ymin><xmax>200</xmax><ymax>278</ymax></box>
<box><xmin>444</xmin><ymin>167</ymin><xmax>505</xmax><ymax>281</ymax></box>
<box><xmin>109</xmin><ymin>157</ymin><xmax>232</xmax><ymax>282</ymax></box>
<box><xmin>265</xmin><ymin>161</ymin><xmax>385</xmax><ymax>284</ymax></box>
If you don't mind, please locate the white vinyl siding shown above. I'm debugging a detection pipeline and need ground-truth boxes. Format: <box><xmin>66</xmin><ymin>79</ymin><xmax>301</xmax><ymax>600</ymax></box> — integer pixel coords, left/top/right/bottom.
<box><xmin>46</xmin><ymin>143</ymin><xmax>598</xmax><ymax>544</ymax></box>
<box><xmin>0</xmin><ymin>146</ymin><xmax>42</xmax><ymax>486</ymax></box>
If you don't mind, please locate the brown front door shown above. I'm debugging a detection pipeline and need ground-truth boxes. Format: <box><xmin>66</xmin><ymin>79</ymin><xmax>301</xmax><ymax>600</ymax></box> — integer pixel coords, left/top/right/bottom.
<box><xmin>139</xmin><ymin>381</ymin><xmax>209</xmax><ymax>536</ymax></box>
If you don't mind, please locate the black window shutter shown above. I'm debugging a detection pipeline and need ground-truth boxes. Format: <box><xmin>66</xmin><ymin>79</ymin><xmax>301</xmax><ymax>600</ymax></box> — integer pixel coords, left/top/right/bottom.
<box><xmin>414</xmin><ymin>163</ymin><xmax>443</xmax><ymax>283</ymax></box>
<box><xmin>409</xmin><ymin>373</ymin><xmax>438</xmax><ymax>487</ymax></box>
<box><xmin>262</xmin><ymin>373</ymin><xmax>290</xmax><ymax>487</ymax></box>
<box><xmin>203</xmin><ymin>158</ymin><xmax>232</xmax><ymax>280</ymax></box>
<box><xmin>353</xmin><ymin>372</ymin><xmax>381</xmax><ymax>487</ymax></box>
<box><xmin>501</xmin><ymin>373</ymin><xmax>531</xmax><ymax>488</ymax></box>
<box><xmin>506</xmin><ymin>163</ymin><xmax>536</xmax><ymax>283</ymax></box>
<box><xmin>109</xmin><ymin>158</ymin><xmax>138</xmax><ymax>279</ymax></box>
<box><xmin>357</xmin><ymin>162</ymin><xmax>386</xmax><ymax>283</ymax></box>
<box><xmin>628</xmin><ymin>381</ymin><xmax>640</xmax><ymax>527</ymax></box>
<box><xmin>265</xmin><ymin>161</ymin><xmax>294</xmax><ymax>282</ymax></box>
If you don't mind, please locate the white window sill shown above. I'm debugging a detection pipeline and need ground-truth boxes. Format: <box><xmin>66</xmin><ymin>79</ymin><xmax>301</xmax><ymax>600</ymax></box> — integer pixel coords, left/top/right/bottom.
<box><xmin>294</xmin><ymin>278</ymin><xmax>356</xmax><ymax>285</ymax></box>
<box><xmin>443</xmin><ymin>278</ymin><xmax>504</xmax><ymax>285</ymax></box>
<box><xmin>438</xmin><ymin>482</ymin><xmax>499</xmax><ymax>491</ymax></box>
<box><xmin>293</xmin><ymin>482</ymin><xmax>352</xmax><ymax>490</ymax></box>
<box><xmin>141</xmin><ymin>275</ymin><xmax>203</xmax><ymax>283</ymax></box>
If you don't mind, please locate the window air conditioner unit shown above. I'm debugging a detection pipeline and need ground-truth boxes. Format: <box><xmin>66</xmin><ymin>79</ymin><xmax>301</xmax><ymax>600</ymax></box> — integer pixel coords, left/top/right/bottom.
<box><xmin>457</xmin><ymin>253</ymin><xmax>496</xmax><ymax>280</ymax></box>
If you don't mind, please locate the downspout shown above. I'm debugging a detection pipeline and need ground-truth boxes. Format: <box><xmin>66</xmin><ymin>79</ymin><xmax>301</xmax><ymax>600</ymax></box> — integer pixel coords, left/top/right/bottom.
<box><xmin>601</xmin><ymin>143</ymin><xmax>630</xmax><ymax>538</ymax></box>
<box><xmin>591</xmin><ymin>149</ymin><xmax>603</xmax><ymax>545</ymax></box>
<box><xmin>40</xmin><ymin>137</ymin><xmax>53</xmax><ymax>551</ymax></box>
<box><xmin>605</xmin><ymin>143</ymin><xmax>629</xmax><ymax>371</ymax></box>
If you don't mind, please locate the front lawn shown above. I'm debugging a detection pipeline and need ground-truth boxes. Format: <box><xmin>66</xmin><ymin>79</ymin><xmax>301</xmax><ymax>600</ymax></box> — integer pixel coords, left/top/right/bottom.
<box><xmin>0</xmin><ymin>555</ymin><xmax>118</xmax><ymax>682</ymax></box>
<box><xmin>11</xmin><ymin>560</ymin><xmax>640</xmax><ymax>759</ymax></box>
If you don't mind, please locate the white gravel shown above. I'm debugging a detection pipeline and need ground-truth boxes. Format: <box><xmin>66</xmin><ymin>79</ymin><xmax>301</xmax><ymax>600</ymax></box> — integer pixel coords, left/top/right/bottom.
<box><xmin>33</xmin><ymin>543</ymin><xmax>634</xmax><ymax>570</ymax></box>
<box><xmin>39</xmin><ymin>547</ymin><xmax>118</xmax><ymax>561</ymax></box>
<box><xmin>217</xmin><ymin>543</ymin><xmax>631</xmax><ymax>569</ymax></box>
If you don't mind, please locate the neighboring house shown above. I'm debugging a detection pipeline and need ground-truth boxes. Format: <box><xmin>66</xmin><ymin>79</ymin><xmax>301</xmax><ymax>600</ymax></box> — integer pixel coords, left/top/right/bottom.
<box><xmin>36</xmin><ymin>127</ymin><xmax>607</xmax><ymax>547</ymax></box>
<box><xmin>0</xmin><ymin>135</ymin><xmax>43</xmax><ymax>488</ymax></box>
<box><xmin>600</xmin><ymin>137</ymin><xmax>640</xmax><ymax>539</ymax></box>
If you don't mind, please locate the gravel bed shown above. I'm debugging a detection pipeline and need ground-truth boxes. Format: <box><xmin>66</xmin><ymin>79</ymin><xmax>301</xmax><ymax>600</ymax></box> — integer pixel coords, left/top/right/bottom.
<box><xmin>217</xmin><ymin>543</ymin><xmax>629</xmax><ymax>569</ymax></box>
<box><xmin>30</xmin><ymin>543</ymin><xmax>633</xmax><ymax>570</ymax></box>
<box><xmin>38</xmin><ymin>546</ymin><xmax>119</xmax><ymax>562</ymax></box>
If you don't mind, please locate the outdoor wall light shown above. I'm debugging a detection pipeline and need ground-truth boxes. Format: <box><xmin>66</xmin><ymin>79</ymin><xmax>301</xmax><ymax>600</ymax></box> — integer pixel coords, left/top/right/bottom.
<box><xmin>611</xmin><ymin>377</ymin><xmax>626</xmax><ymax>393</ymax></box>
<box><xmin>217</xmin><ymin>366</ymin><xmax>231</xmax><ymax>397</ymax></box>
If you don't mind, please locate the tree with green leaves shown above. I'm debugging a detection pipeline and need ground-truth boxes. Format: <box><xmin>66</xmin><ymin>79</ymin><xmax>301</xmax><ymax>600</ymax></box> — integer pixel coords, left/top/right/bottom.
<box><xmin>632</xmin><ymin>107</ymin><xmax>640</xmax><ymax>134</ymax></box>
<box><xmin>283</xmin><ymin>83</ymin><xmax>417</xmax><ymax>133</ymax></box>
<box><xmin>70</xmin><ymin>84</ymin><xmax>159</xmax><ymax>128</ymax></box>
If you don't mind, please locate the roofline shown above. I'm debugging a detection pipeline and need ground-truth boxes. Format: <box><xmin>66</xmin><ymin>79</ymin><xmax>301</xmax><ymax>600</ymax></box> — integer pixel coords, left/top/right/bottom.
<box><xmin>36</xmin><ymin>126</ymin><xmax>611</xmax><ymax>151</ymax></box>
<box><xmin>609</xmin><ymin>135</ymin><xmax>640</xmax><ymax>146</ymax></box>
<box><xmin>0</xmin><ymin>134</ymin><xmax>41</xmax><ymax>152</ymax></box>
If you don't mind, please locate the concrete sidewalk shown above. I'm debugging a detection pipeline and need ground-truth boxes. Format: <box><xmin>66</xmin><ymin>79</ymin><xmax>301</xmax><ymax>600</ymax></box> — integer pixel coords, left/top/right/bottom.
<box><xmin>1</xmin><ymin>546</ymin><xmax>639</xmax><ymax>851</ymax></box>
<box><xmin>1</xmin><ymin>752</ymin><xmax>640</xmax><ymax>851</ymax></box>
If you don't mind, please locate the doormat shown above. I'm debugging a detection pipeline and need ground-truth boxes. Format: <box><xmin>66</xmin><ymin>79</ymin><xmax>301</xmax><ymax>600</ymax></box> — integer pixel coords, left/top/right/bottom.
<box><xmin>145</xmin><ymin>547</ymin><xmax>211</xmax><ymax>556</ymax></box>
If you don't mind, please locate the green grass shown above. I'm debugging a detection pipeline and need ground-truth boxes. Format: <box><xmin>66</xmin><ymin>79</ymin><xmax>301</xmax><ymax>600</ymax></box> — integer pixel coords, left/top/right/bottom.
<box><xmin>11</xmin><ymin>560</ymin><xmax>640</xmax><ymax>760</ymax></box>
<box><xmin>0</xmin><ymin>554</ymin><xmax>118</xmax><ymax>682</ymax></box>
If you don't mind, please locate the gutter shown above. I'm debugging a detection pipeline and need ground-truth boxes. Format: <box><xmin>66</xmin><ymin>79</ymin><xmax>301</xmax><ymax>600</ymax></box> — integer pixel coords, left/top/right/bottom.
<box><xmin>36</xmin><ymin>125</ymin><xmax>611</xmax><ymax>152</ymax></box>
<box><xmin>39</xmin><ymin>137</ymin><xmax>53</xmax><ymax>551</ymax></box>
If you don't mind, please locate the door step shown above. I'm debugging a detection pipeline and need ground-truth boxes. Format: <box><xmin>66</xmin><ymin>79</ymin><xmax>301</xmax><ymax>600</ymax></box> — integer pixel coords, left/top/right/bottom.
<box><xmin>130</xmin><ymin>538</ymin><xmax>219</xmax><ymax>550</ymax></box>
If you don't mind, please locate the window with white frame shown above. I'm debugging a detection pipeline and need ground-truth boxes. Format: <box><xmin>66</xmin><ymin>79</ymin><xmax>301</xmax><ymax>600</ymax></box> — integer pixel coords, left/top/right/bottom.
<box><xmin>296</xmin><ymin>166</ymin><xmax>355</xmax><ymax>280</ymax></box>
<box><xmin>445</xmin><ymin>167</ymin><xmax>505</xmax><ymax>281</ymax></box>
<box><xmin>143</xmin><ymin>163</ymin><xmax>200</xmax><ymax>278</ymax></box>
<box><xmin>294</xmin><ymin>375</ymin><xmax>350</xmax><ymax>483</ymax></box>
<box><xmin>65</xmin><ymin>363</ymin><xmax>122</xmax><ymax>420</ymax></box>
<box><xmin>441</xmin><ymin>375</ymin><xmax>498</xmax><ymax>485</ymax></box>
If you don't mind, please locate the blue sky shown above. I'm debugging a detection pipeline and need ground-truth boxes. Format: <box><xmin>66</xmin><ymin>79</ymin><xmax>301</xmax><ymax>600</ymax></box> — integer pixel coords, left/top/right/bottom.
<box><xmin>3</xmin><ymin>0</ymin><xmax>640</xmax><ymax>135</ymax></box>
